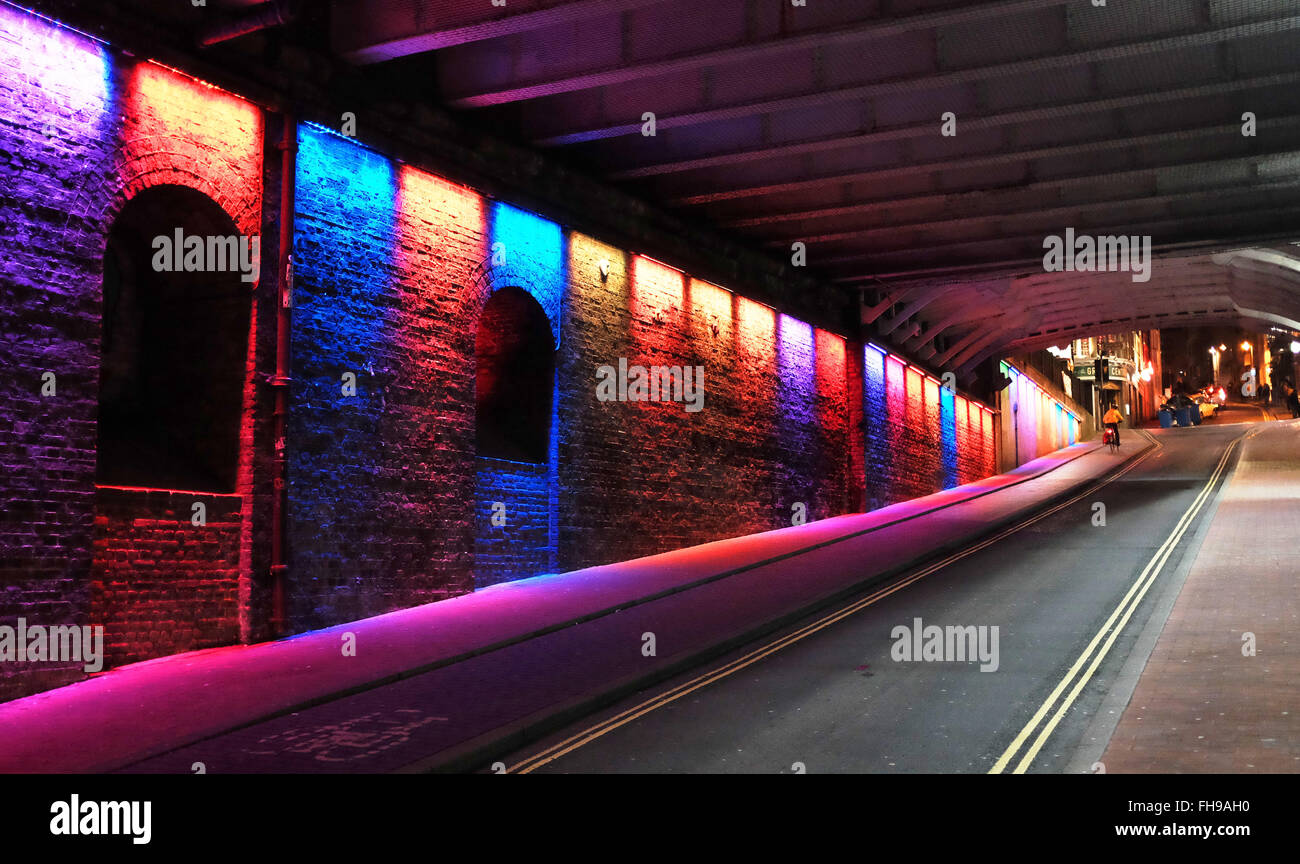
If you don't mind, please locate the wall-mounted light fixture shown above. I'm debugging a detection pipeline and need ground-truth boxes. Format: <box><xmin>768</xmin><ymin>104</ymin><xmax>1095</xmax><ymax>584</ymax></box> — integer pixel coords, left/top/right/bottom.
<box><xmin>598</xmin><ymin>259</ymin><xmax>610</xmax><ymax>282</ymax></box>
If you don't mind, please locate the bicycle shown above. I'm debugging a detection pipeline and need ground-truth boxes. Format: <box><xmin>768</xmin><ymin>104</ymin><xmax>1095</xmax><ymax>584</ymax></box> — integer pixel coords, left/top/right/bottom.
<box><xmin>1103</xmin><ymin>425</ymin><xmax>1119</xmax><ymax>453</ymax></box>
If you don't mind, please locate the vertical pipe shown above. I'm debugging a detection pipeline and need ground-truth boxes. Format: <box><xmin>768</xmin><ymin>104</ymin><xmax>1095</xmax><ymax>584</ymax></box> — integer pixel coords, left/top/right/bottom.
<box><xmin>270</xmin><ymin>111</ymin><xmax>296</xmax><ymax>635</ymax></box>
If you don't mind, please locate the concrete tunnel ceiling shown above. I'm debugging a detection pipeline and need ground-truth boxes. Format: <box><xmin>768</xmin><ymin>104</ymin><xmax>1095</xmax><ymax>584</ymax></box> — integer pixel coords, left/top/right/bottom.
<box><xmin>332</xmin><ymin>0</ymin><xmax>1300</xmax><ymax>375</ymax></box>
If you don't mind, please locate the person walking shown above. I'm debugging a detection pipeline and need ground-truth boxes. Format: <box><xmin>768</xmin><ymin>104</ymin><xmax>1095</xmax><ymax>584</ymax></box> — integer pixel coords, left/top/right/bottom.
<box><xmin>1286</xmin><ymin>380</ymin><xmax>1300</xmax><ymax>419</ymax></box>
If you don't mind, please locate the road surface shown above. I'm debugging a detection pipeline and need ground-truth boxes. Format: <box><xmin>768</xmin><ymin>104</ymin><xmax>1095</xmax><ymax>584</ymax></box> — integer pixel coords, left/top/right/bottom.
<box><xmin>501</xmin><ymin>421</ymin><xmax>1255</xmax><ymax>773</ymax></box>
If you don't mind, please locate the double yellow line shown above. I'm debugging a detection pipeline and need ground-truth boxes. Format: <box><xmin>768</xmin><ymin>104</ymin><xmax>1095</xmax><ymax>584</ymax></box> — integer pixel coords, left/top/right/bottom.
<box><xmin>508</xmin><ymin>434</ymin><xmax>1160</xmax><ymax>774</ymax></box>
<box><xmin>989</xmin><ymin>431</ymin><xmax>1244</xmax><ymax>774</ymax></box>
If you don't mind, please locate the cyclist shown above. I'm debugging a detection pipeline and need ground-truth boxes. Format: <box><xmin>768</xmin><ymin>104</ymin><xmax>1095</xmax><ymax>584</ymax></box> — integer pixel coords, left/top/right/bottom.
<box><xmin>1102</xmin><ymin>404</ymin><xmax>1124</xmax><ymax>447</ymax></box>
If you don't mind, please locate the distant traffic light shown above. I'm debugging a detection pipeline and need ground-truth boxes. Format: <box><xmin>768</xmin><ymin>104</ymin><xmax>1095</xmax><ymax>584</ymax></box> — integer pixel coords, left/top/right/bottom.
<box><xmin>1094</xmin><ymin>357</ymin><xmax>1109</xmax><ymax>384</ymax></box>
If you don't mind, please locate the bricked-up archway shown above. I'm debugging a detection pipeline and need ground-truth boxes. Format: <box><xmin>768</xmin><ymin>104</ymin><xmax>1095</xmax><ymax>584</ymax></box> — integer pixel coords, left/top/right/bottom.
<box><xmin>475</xmin><ymin>286</ymin><xmax>555</xmax><ymax>463</ymax></box>
<box><xmin>98</xmin><ymin>184</ymin><xmax>252</xmax><ymax>491</ymax></box>
<box><xmin>473</xmin><ymin>286</ymin><xmax>558</xmax><ymax>589</ymax></box>
<box><xmin>92</xmin><ymin>184</ymin><xmax>255</xmax><ymax>669</ymax></box>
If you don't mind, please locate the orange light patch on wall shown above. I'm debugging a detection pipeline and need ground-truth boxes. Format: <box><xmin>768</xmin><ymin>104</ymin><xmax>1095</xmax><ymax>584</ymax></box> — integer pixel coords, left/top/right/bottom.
<box><xmin>925</xmin><ymin>373</ymin><xmax>945</xmax><ymax>433</ymax></box>
<box><xmin>395</xmin><ymin>164</ymin><xmax>486</xmax><ymax>303</ymax></box>
<box><xmin>905</xmin><ymin>366</ymin><xmax>926</xmax><ymax>430</ymax></box>
<box><xmin>122</xmin><ymin>62</ymin><xmax>262</xmax><ymax>228</ymax></box>
<box><xmin>687</xmin><ymin>279</ymin><xmax>733</xmax><ymax>369</ymax></box>
<box><xmin>631</xmin><ymin>255</ymin><xmax>686</xmax><ymax>340</ymax></box>
<box><xmin>735</xmin><ymin>296</ymin><xmax>776</xmax><ymax>367</ymax></box>
<box><xmin>688</xmin><ymin>279</ymin><xmax>731</xmax><ymax>324</ymax></box>
<box><xmin>393</xmin><ymin>164</ymin><xmax>486</xmax><ymax>389</ymax></box>
<box><xmin>568</xmin><ymin>232</ymin><xmax>626</xmax><ymax>303</ymax></box>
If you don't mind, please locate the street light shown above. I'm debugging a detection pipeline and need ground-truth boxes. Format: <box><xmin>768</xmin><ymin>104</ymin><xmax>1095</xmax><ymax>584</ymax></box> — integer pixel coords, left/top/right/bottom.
<box><xmin>1291</xmin><ymin>340</ymin><xmax>1300</xmax><ymax>353</ymax></box>
<box><xmin>1241</xmin><ymin>340</ymin><xmax>1252</xmax><ymax>353</ymax></box>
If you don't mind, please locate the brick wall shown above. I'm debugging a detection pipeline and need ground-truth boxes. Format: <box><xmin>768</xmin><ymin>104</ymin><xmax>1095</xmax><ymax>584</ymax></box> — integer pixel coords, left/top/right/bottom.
<box><xmin>997</xmin><ymin>360</ymin><xmax>1087</xmax><ymax>471</ymax></box>
<box><xmin>91</xmin><ymin>488</ymin><xmax>242</xmax><ymax>667</ymax></box>
<box><xmin>0</xmin><ymin>6</ymin><xmax>271</xmax><ymax>700</ymax></box>
<box><xmin>1</xmin><ymin>5</ymin><xmax>1007</xmax><ymax>702</ymax></box>
<box><xmin>286</xmin><ymin>136</ymin><xmax>482</xmax><ymax>630</ymax></box>
<box><xmin>863</xmin><ymin>344</ymin><xmax>997</xmax><ymax>510</ymax></box>
<box><xmin>0</xmin><ymin>6</ymin><xmax>118</xmax><ymax>703</ymax></box>
<box><xmin>288</xmin><ymin>129</ymin><xmax>865</xmax><ymax>615</ymax></box>
<box><xmin>473</xmin><ymin>458</ymin><xmax>554</xmax><ymax>589</ymax></box>
<box><xmin>554</xmin><ymin>244</ymin><xmax>856</xmax><ymax>569</ymax></box>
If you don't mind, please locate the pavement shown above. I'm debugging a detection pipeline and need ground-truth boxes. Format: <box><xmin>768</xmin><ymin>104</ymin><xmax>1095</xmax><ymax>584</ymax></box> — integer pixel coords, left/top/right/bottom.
<box><xmin>0</xmin><ymin>434</ymin><xmax>1150</xmax><ymax>774</ymax></box>
<box><xmin>1100</xmin><ymin>419</ymin><xmax>1300</xmax><ymax>772</ymax></box>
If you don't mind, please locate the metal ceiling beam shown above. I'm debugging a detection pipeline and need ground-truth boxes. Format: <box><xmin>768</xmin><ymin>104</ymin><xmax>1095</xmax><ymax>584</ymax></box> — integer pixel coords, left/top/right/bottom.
<box><xmin>543</xmin><ymin>16</ymin><xmax>1300</xmax><ymax>150</ymax></box>
<box><xmin>332</xmin><ymin>0</ymin><xmax>665</xmax><ymax>63</ymax></box>
<box><xmin>816</xmin><ymin>201</ymin><xmax>1300</xmax><ymax>272</ymax></box>
<box><xmin>937</xmin><ymin>324</ymin><xmax>1013</xmax><ymax>369</ymax></box>
<box><xmin>667</xmin><ymin>98</ymin><xmax>1300</xmax><ymax>205</ymax></box>
<box><xmin>442</xmin><ymin>0</ymin><xmax>1074</xmax><ymax>107</ymax></box>
<box><xmin>878</xmin><ymin>290</ymin><xmax>951</xmax><ymax>336</ymax></box>
<box><xmin>609</xmin><ymin>73</ymin><xmax>1300</xmax><ymax>180</ymax></box>
<box><xmin>784</xmin><ymin>177</ymin><xmax>1300</xmax><ymax>248</ymax></box>
<box><xmin>853</xmin><ymin>231</ymin><xmax>1300</xmax><ymax>283</ymax></box>
<box><xmin>725</xmin><ymin>147</ymin><xmax>1300</xmax><ymax>232</ymax></box>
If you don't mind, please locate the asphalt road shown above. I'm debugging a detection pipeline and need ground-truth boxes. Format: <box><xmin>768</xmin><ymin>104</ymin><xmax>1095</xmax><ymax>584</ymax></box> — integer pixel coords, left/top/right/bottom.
<box><xmin>500</xmin><ymin>419</ymin><xmax>1255</xmax><ymax>774</ymax></box>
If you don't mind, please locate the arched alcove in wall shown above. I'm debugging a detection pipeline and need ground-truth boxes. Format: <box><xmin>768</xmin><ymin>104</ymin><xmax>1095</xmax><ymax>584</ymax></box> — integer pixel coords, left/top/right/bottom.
<box><xmin>97</xmin><ymin>183</ymin><xmax>253</xmax><ymax>491</ymax></box>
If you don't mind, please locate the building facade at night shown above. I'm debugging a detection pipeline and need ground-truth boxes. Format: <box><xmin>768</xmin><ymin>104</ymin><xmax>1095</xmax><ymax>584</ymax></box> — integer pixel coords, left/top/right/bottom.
<box><xmin>1065</xmin><ymin>332</ymin><xmax>1164</xmax><ymax>424</ymax></box>
<box><xmin>0</xmin><ymin>4</ymin><xmax>1097</xmax><ymax>701</ymax></box>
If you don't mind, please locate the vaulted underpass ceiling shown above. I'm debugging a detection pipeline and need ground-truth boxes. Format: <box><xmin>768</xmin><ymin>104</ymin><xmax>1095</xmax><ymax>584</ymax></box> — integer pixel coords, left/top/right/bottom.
<box><xmin>334</xmin><ymin>0</ymin><xmax>1300</xmax><ymax>371</ymax></box>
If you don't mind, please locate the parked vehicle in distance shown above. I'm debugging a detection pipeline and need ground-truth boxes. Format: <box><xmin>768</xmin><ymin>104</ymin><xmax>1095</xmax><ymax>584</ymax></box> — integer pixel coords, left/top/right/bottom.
<box><xmin>1201</xmin><ymin>386</ymin><xmax>1226</xmax><ymax>404</ymax></box>
<box><xmin>1195</xmin><ymin>395</ymin><xmax>1217</xmax><ymax>419</ymax></box>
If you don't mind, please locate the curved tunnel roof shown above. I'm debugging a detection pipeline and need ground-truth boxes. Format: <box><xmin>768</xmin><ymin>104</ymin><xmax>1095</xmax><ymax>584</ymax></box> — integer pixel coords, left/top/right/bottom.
<box><xmin>335</xmin><ymin>0</ymin><xmax>1300</xmax><ymax>368</ymax></box>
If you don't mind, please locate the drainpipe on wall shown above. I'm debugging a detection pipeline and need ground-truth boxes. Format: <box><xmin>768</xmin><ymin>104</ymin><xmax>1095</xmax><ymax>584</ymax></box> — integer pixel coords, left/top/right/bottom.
<box><xmin>270</xmin><ymin>111</ymin><xmax>296</xmax><ymax>636</ymax></box>
<box><xmin>200</xmin><ymin>0</ymin><xmax>300</xmax><ymax>47</ymax></box>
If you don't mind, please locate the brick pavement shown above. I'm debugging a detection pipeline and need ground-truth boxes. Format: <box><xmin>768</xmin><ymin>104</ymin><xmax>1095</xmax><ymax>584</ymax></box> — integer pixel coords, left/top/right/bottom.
<box><xmin>1101</xmin><ymin>420</ymin><xmax>1300</xmax><ymax>772</ymax></box>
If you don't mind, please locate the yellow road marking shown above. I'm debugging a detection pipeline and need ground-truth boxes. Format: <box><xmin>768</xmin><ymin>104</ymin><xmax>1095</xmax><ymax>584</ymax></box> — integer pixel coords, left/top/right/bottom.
<box><xmin>509</xmin><ymin>433</ymin><xmax>1161</xmax><ymax>774</ymax></box>
<box><xmin>990</xmin><ymin>432</ymin><xmax>1242</xmax><ymax>774</ymax></box>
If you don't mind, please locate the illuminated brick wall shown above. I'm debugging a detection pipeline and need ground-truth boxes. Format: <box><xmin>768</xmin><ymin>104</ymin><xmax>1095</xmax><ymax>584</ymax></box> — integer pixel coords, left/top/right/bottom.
<box><xmin>288</xmin><ymin>128</ymin><xmax>864</xmax><ymax>622</ymax></box>
<box><xmin>998</xmin><ymin>361</ymin><xmax>1083</xmax><ymax>468</ymax></box>
<box><xmin>1</xmin><ymin>6</ymin><xmax>1009</xmax><ymax>699</ymax></box>
<box><xmin>91</xmin><ymin>489</ymin><xmax>242</xmax><ymax>667</ymax></box>
<box><xmin>863</xmin><ymin>344</ymin><xmax>997</xmax><ymax>510</ymax></box>
<box><xmin>0</xmin><ymin>7</ymin><xmax>271</xmax><ymax>700</ymax></box>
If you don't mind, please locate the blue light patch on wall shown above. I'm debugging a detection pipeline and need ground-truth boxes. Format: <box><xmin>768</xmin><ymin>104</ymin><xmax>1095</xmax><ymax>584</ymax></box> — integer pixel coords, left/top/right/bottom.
<box><xmin>488</xmin><ymin>202</ymin><xmax>565</xmax><ymax>345</ymax></box>
<box><xmin>288</xmin><ymin>125</ymin><xmax>398</xmax><ymax>585</ymax></box>
<box><xmin>940</xmin><ymin>384</ymin><xmax>959</xmax><ymax>488</ymax></box>
<box><xmin>862</xmin><ymin>344</ymin><xmax>890</xmax><ymax>507</ymax></box>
